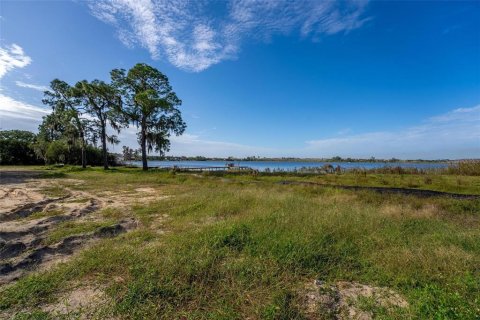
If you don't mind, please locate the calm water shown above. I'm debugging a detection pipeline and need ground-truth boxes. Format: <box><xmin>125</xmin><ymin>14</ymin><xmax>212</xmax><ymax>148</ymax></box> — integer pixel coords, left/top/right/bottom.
<box><xmin>127</xmin><ymin>160</ymin><xmax>448</xmax><ymax>172</ymax></box>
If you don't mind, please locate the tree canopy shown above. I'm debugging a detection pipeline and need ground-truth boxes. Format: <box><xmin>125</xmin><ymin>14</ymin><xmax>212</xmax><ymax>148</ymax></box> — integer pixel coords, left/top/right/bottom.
<box><xmin>1</xmin><ymin>63</ymin><xmax>185</xmax><ymax>168</ymax></box>
<box><xmin>0</xmin><ymin>130</ymin><xmax>41</xmax><ymax>165</ymax></box>
<box><xmin>42</xmin><ymin>79</ymin><xmax>89</xmax><ymax>167</ymax></box>
<box><xmin>111</xmin><ymin>63</ymin><xmax>186</xmax><ymax>170</ymax></box>
<box><xmin>73</xmin><ymin>79</ymin><xmax>125</xmax><ymax>169</ymax></box>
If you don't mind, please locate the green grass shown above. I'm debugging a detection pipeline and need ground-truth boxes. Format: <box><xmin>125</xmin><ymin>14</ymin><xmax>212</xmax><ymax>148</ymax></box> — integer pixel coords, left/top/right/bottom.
<box><xmin>44</xmin><ymin>220</ymin><xmax>118</xmax><ymax>245</ymax></box>
<box><xmin>38</xmin><ymin>185</ymin><xmax>70</xmax><ymax>198</ymax></box>
<box><xmin>26</xmin><ymin>209</ymin><xmax>65</xmax><ymax>221</ymax></box>
<box><xmin>1</xmin><ymin>166</ymin><xmax>479</xmax><ymax>319</ymax></box>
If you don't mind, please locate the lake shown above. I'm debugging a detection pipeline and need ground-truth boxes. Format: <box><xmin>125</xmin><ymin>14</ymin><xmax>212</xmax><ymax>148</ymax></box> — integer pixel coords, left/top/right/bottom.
<box><xmin>126</xmin><ymin>160</ymin><xmax>449</xmax><ymax>172</ymax></box>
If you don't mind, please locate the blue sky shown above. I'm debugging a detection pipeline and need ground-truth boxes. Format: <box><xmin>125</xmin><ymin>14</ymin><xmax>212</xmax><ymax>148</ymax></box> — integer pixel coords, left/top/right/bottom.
<box><xmin>0</xmin><ymin>0</ymin><xmax>479</xmax><ymax>159</ymax></box>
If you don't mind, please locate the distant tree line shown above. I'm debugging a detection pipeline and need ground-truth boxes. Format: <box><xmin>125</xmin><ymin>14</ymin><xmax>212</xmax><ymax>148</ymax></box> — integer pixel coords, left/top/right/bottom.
<box><xmin>0</xmin><ymin>63</ymin><xmax>186</xmax><ymax>170</ymax></box>
<box><xmin>0</xmin><ymin>129</ymin><xmax>117</xmax><ymax>166</ymax></box>
<box><xmin>150</xmin><ymin>155</ymin><xmax>450</xmax><ymax>163</ymax></box>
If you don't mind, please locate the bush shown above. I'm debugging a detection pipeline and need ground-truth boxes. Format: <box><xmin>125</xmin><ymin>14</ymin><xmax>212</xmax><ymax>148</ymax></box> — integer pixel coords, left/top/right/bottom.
<box><xmin>0</xmin><ymin>129</ymin><xmax>119</xmax><ymax>167</ymax></box>
<box><xmin>0</xmin><ymin>130</ymin><xmax>42</xmax><ymax>165</ymax></box>
<box><xmin>45</xmin><ymin>140</ymin><xmax>69</xmax><ymax>164</ymax></box>
<box><xmin>43</xmin><ymin>141</ymin><xmax>118</xmax><ymax>166</ymax></box>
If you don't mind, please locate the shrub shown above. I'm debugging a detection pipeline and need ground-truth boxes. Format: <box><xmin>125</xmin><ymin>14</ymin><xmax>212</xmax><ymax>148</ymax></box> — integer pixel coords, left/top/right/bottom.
<box><xmin>0</xmin><ymin>130</ymin><xmax>42</xmax><ymax>165</ymax></box>
<box><xmin>45</xmin><ymin>140</ymin><xmax>69</xmax><ymax>164</ymax></box>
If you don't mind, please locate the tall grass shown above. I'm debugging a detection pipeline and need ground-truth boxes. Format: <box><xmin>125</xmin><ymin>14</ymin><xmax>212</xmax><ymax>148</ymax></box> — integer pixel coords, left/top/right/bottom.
<box><xmin>1</xmin><ymin>167</ymin><xmax>479</xmax><ymax>319</ymax></box>
<box><xmin>445</xmin><ymin>160</ymin><xmax>480</xmax><ymax>176</ymax></box>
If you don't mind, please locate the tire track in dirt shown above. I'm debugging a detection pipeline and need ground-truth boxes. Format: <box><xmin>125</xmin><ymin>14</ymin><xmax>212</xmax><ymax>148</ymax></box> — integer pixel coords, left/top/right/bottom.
<box><xmin>0</xmin><ymin>174</ymin><xmax>138</xmax><ymax>285</ymax></box>
<box><xmin>0</xmin><ymin>218</ymin><xmax>136</xmax><ymax>284</ymax></box>
<box><xmin>0</xmin><ymin>195</ymin><xmax>72</xmax><ymax>222</ymax></box>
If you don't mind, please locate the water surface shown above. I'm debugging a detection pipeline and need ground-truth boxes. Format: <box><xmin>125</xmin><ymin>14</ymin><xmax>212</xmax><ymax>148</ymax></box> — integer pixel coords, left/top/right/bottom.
<box><xmin>127</xmin><ymin>160</ymin><xmax>448</xmax><ymax>172</ymax></box>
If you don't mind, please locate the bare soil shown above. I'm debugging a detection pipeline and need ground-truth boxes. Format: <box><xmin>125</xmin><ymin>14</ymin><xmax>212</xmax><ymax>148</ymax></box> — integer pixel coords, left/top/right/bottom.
<box><xmin>0</xmin><ymin>171</ymin><xmax>137</xmax><ymax>285</ymax></box>
<box><xmin>42</xmin><ymin>286</ymin><xmax>108</xmax><ymax>319</ymax></box>
<box><xmin>303</xmin><ymin>280</ymin><xmax>409</xmax><ymax>319</ymax></box>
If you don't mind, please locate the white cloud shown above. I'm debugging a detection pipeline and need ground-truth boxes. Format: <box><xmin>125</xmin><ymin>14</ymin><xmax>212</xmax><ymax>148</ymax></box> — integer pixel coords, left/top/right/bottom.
<box><xmin>0</xmin><ymin>93</ymin><xmax>49</xmax><ymax>131</ymax></box>
<box><xmin>0</xmin><ymin>94</ymin><xmax>49</xmax><ymax>120</ymax></box>
<box><xmin>429</xmin><ymin>105</ymin><xmax>480</xmax><ymax>123</ymax></box>
<box><xmin>88</xmin><ymin>0</ymin><xmax>370</xmax><ymax>72</ymax></box>
<box><xmin>15</xmin><ymin>81</ymin><xmax>49</xmax><ymax>92</ymax></box>
<box><xmin>0</xmin><ymin>44</ymin><xmax>32</xmax><ymax>79</ymax></box>
<box><xmin>0</xmin><ymin>43</ymin><xmax>47</xmax><ymax>132</ymax></box>
<box><xmin>305</xmin><ymin>105</ymin><xmax>480</xmax><ymax>159</ymax></box>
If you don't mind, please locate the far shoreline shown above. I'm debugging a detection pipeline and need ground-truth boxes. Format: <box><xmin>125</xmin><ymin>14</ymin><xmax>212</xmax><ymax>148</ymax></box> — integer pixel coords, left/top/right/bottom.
<box><xmin>139</xmin><ymin>157</ymin><xmax>466</xmax><ymax>163</ymax></box>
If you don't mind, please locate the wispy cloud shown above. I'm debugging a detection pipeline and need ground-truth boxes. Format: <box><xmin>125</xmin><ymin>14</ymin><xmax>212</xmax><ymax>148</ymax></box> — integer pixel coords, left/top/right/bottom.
<box><xmin>0</xmin><ymin>93</ymin><xmax>49</xmax><ymax>131</ymax></box>
<box><xmin>0</xmin><ymin>94</ymin><xmax>49</xmax><ymax>120</ymax></box>
<box><xmin>305</xmin><ymin>105</ymin><xmax>480</xmax><ymax>159</ymax></box>
<box><xmin>0</xmin><ymin>44</ymin><xmax>31</xmax><ymax>79</ymax></box>
<box><xmin>0</xmin><ymin>44</ymin><xmax>48</xmax><ymax>131</ymax></box>
<box><xmin>88</xmin><ymin>0</ymin><xmax>370</xmax><ymax>72</ymax></box>
<box><xmin>429</xmin><ymin>105</ymin><xmax>480</xmax><ymax>122</ymax></box>
<box><xmin>15</xmin><ymin>81</ymin><xmax>49</xmax><ymax>92</ymax></box>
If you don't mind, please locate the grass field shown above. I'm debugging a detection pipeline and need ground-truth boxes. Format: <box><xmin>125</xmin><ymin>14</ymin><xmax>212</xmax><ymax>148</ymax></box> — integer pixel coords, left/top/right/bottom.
<box><xmin>1</xmin><ymin>166</ymin><xmax>479</xmax><ymax>319</ymax></box>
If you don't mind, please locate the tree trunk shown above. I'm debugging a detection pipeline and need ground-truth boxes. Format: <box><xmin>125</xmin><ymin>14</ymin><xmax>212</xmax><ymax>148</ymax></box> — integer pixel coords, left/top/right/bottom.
<box><xmin>74</xmin><ymin>116</ymin><xmax>87</xmax><ymax>169</ymax></box>
<box><xmin>141</xmin><ymin>119</ymin><xmax>148</xmax><ymax>171</ymax></box>
<box><xmin>80</xmin><ymin>133</ymin><xmax>86</xmax><ymax>169</ymax></box>
<box><xmin>101</xmin><ymin>122</ymin><xmax>108</xmax><ymax>170</ymax></box>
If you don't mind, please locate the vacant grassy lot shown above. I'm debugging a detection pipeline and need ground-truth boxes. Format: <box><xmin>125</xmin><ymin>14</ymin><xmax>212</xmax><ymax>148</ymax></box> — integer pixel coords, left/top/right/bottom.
<box><xmin>1</xmin><ymin>166</ymin><xmax>479</xmax><ymax>319</ymax></box>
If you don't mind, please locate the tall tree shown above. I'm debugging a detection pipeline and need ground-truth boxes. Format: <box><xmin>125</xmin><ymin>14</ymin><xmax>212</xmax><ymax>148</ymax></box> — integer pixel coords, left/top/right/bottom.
<box><xmin>42</xmin><ymin>80</ymin><xmax>88</xmax><ymax>168</ymax></box>
<box><xmin>74</xmin><ymin>80</ymin><xmax>124</xmax><ymax>169</ymax></box>
<box><xmin>111</xmin><ymin>63</ymin><xmax>186</xmax><ymax>170</ymax></box>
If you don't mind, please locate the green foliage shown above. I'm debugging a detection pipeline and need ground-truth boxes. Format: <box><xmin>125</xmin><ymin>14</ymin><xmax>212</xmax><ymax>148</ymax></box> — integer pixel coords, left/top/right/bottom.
<box><xmin>4</xmin><ymin>64</ymin><xmax>185</xmax><ymax>169</ymax></box>
<box><xmin>38</xmin><ymin>138</ymin><xmax>117</xmax><ymax>166</ymax></box>
<box><xmin>0</xmin><ymin>130</ymin><xmax>41</xmax><ymax>165</ymax></box>
<box><xmin>44</xmin><ymin>140</ymin><xmax>68</xmax><ymax>164</ymax></box>
<box><xmin>111</xmin><ymin>63</ymin><xmax>186</xmax><ymax>170</ymax></box>
<box><xmin>73</xmin><ymin>79</ymin><xmax>126</xmax><ymax>169</ymax></box>
<box><xmin>40</xmin><ymin>79</ymin><xmax>91</xmax><ymax>168</ymax></box>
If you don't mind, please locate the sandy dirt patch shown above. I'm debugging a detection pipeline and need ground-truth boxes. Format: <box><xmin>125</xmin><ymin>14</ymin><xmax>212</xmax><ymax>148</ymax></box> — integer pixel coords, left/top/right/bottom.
<box><xmin>303</xmin><ymin>280</ymin><xmax>409</xmax><ymax>319</ymax></box>
<box><xmin>42</xmin><ymin>286</ymin><xmax>108</xmax><ymax>318</ymax></box>
<box><xmin>0</xmin><ymin>171</ymin><xmax>139</xmax><ymax>285</ymax></box>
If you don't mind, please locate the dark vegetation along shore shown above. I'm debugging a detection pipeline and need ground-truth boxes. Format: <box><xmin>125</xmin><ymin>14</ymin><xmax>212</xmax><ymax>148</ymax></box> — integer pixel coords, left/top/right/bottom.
<box><xmin>0</xmin><ymin>164</ymin><xmax>479</xmax><ymax>319</ymax></box>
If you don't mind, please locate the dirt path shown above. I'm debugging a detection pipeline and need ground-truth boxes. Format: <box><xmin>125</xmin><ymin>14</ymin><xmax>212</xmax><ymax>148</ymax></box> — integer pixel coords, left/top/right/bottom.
<box><xmin>278</xmin><ymin>180</ymin><xmax>480</xmax><ymax>199</ymax></box>
<box><xmin>0</xmin><ymin>171</ymin><xmax>136</xmax><ymax>284</ymax></box>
